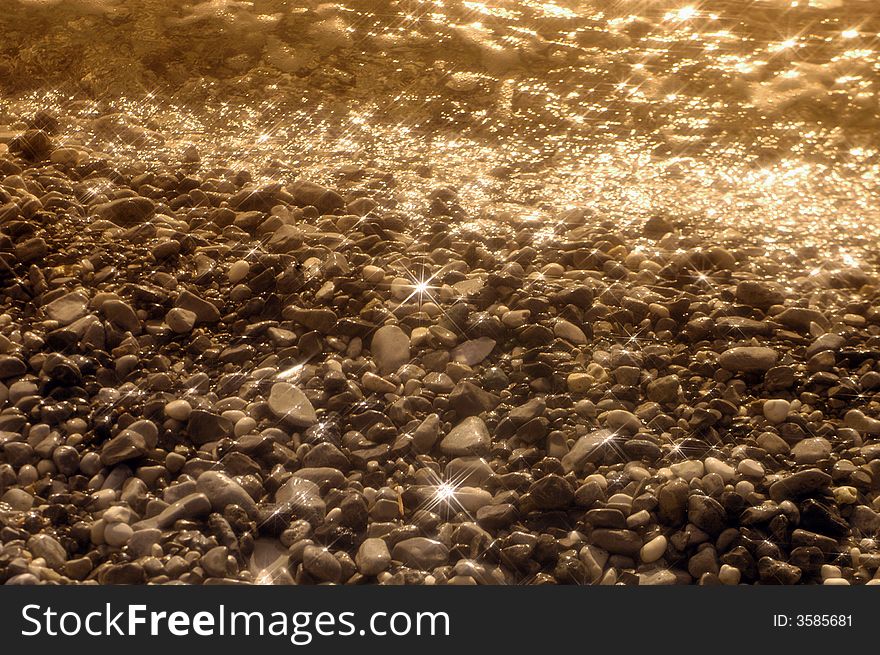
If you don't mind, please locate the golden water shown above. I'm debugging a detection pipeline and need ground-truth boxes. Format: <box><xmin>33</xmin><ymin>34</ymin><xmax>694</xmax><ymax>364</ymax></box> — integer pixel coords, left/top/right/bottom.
<box><xmin>2</xmin><ymin>0</ymin><xmax>878</xmax><ymax>281</ymax></box>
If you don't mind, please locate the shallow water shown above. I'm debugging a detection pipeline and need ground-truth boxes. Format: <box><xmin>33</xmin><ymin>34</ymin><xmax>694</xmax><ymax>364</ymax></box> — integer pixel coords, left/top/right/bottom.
<box><xmin>2</xmin><ymin>0</ymin><xmax>878</xmax><ymax>280</ymax></box>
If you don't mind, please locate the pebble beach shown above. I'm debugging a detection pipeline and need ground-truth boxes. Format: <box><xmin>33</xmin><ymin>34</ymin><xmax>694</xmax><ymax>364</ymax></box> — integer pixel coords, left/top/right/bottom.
<box><xmin>1</xmin><ymin>0</ymin><xmax>880</xmax><ymax>585</ymax></box>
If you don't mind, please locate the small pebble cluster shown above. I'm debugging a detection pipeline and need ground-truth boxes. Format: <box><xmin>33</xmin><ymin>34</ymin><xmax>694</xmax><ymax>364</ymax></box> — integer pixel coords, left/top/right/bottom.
<box><xmin>1</xmin><ymin>110</ymin><xmax>880</xmax><ymax>586</ymax></box>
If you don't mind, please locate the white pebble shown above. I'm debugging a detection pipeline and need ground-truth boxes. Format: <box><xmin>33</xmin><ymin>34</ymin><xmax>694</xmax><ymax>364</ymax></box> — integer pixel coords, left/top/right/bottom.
<box><xmin>228</xmin><ymin>260</ymin><xmax>250</xmax><ymax>284</ymax></box>
<box><xmin>164</xmin><ymin>399</ymin><xmax>192</xmax><ymax>421</ymax></box>
<box><xmin>762</xmin><ymin>399</ymin><xmax>790</xmax><ymax>424</ymax></box>
<box><xmin>640</xmin><ymin>535</ymin><xmax>667</xmax><ymax>563</ymax></box>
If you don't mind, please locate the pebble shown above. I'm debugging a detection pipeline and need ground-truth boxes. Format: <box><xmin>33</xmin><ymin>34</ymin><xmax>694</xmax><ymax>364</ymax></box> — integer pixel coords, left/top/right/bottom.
<box><xmin>267</xmin><ymin>382</ymin><xmax>318</xmax><ymax>427</ymax></box>
<box><xmin>371</xmin><ymin>325</ymin><xmax>411</xmax><ymax>374</ymax></box>
<box><xmin>165</xmin><ymin>307</ymin><xmax>197</xmax><ymax>334</ymax></box>
<box><xmin>762</xmin><ymin>399</ymin><xmax>790</xmax><ymax>424</ymax></box>
<box><xmin>164</xmin><ymin>399</ymin><xmax>192</xmax><ymax>421</ymax></box>
<box><xmin>391</xmin><ymin>537</ymin><xmax>449</xmax><ymax>570</ymax></box>
<box><xmin>356</xmin><ymin>538</ymin><xmax>391</xmax><ymax>576</ymax></box>
<box><xmin>719</xmin><ymin>346</ymin><xmax>778</xmax><ymax>373</ymax></box>
<box><xmin>439</xmin><ymin>416</ymin><xmax>491</xmax><ymax>457</ymax></box>
<box><xmin>0</xmin><ymin>108</ymin><xmax>876</xmax><ymax>588</ymax></box>
<box><xmin>197</xmin><ymin>471</ymin><xmax>258</xmax><ymax>517</ymax></box>
<box><xmin>640</xmin><ymin>535</ymin><xmax>667</xmax><ymax>563</ymax></box>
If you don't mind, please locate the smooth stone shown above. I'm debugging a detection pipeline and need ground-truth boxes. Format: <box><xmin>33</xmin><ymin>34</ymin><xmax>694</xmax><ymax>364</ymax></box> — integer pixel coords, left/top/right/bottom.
<box><xmin>100</xmin><ymin>429</ymin><xmax>149</xmax><ymax>466</ymax></box>
<box><xmin>590</xmin><ymin>529</ymin><xmax>642</xmax><ymax>556</ymax></box>
<box><xmin>356</xmin><ymin>538</ymin><xmax>392</xmax><ymax>576</ymax></box>
<box><xmin>737</xmin><ymin>459</ymin><xmax>765</xmax><ymax>477</ymax></box>
<box><xmin>302</xmin><ymin>545</ymin><xmax>342</xmax><ymax>583</ymax></box>
<box><xmin>553</xmin><ymin>319</ymin><xmax>587</xmax><ymax>344</ymax></box>
<box><xmin>561</xmin><ymin>429</ymin><xmax>614</xmax><ymax>473</ymax></box>
<box><xmin>166</xmin><ymin>307</ymin><xmax>197</xmax><ymax>333</ymax></box>
<box><xmin>688</xmin><ymin>495</ymin><xmax>726</xmax><ymax>534</ymax></box>
<box><xmin>202</xmin><ymin>546</ymin><xmax>229</xmax><ymax>578</ymax></box>
<box><xmin>275</xmin><ymin>477</ymin><xmax>326</xmax><ymax>524</ymax></box>
<box><xmin>529</xmin><ymin>474</ymin><xmax>574</xmax><ymax>509</ymax></box>
<box><xmin>769</xmin><ymin>469</ymin><xmax>832</xmax><ymax>502</ymax></box>
<box><xmin>2</xmin><ymin>488</ymin><xmax>34</xmax><ymax>510</ymax></box>
<box><xmin>197</xmin><ymin>471</ymin><xmax>258</xmax><ymax>517</ymax></box>
<box><xmin>267</xmin><ymin>382</ymin><xmax>317</xmax><ymax>427</ymax></box>
<box><xmin>134</xmin><ymin>493</ymin><xmax>212</xmax><ymax>530</ymax></box>
<box><xmin>763</xmin><ymin>399</ymin><xmax>790</xmax><ymax>424</ymax></box>
<box><xmin>451</xmin><ymin>337</ymin><xmax>496</xmax><ymax>366</ymax></box>
<box><xmin>27</xmin><ymin>534</ymin><xmax>67</xmax><ymax>569</ymax></box>
<box><xmin>128</xmin><ymin>529</ymin><xmax>162</xmax><ymax>557</ymax></box>
<box><xmin>228</xmin><ymin>260</ymin><xmax>250</xmax><ymax>284</ymax></box>
<box><xmin>412</xmin><ymin>413</ymin><xmax>441</xmax><ymax>454</ymax></box>
<box><xmin>102</xmin><ymin>299</ymin><xmax>140</xmax><ymax>333</ymax></box>
<box><xmin>791</xmin><ymin>437</ymin><xmax>832</xmax><ymax>465</ymax></box>
<box><xmin>844</xmin><ymin>409</ymin><xmax>880</xmax><ymax>435</ymax></box>
<box><xmin>392</xmin><ymin>537</ymin><xmax>449</xmax><ymax>570</ymax></box>
<box><xmin>647</xmin><ymin>375</ymin><xmax>680</xmax><ymax>404</ymax></box>
<box><xmin>439</xmin><ymin>416</ymin><xmax>491</xmax><ymax>457</ymax></box>
<box><xmin>186</xmin><ymin>410</ymin><xmax>234</xmax><ymax>445</ymax></box>
<box><xmin>0</xmin><ymin>355</ymin><xmax>26</xmax><ymax>379</ymax></box>
<box><xmin>445</xmin><ymin>456</ymin><xmax>493</xmax><ymax>487</ymax></box>
<box><xmin>95</xmin><ymin>196</ymin><xmax>155</xmax><ymax>226</ymax></box>
<box><xmin>45</xmin><ymin>291</ymin><xmax>88</xmax><ymax>325</ymax></box>
<box><xmin>164</xmin><ymin>399</ymin><xmax>192</xmax><ymax>421</ymax></box>
<box><xmin>640</xmin><ymin>535</ymin><xmax>667</xmax><ymax>563</ymax></box>
<box><xmin>371</xmin><ymin>325</ymin><xmax>410</xmax><ymax>374</ymax></box>
<box><xmin>719</xmin><ymin>347</ymin><xmax>778</xmax><ymax>373</ymax></box>
<box><xmin>175</xmin><ymin>290</ymin><xmax>221</xmax><ymax>323</ymax></box>
<box><xmin>104</xmin><ymin>522</ymin><xmax>134</xmax><ymax>547</ymax></box>
<box><xmin>603</xmin><ymin>409</ymin><xmax>641</xmax><ymax>435</ymax></box>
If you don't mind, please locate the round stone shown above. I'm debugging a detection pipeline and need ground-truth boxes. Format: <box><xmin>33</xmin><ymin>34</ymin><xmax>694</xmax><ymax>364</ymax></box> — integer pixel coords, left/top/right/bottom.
<box><xmin>164</xmin><ymin>399</ymin><xmax>192</xmax><ymax>421</ymax></box>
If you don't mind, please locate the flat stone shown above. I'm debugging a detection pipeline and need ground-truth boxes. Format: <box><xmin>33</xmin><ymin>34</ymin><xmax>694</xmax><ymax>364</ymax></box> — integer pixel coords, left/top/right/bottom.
<box><xmin>100</xmin><ymin>429</ymin><xmax>149</xmax><ymax>466</ymax></box>
<box><xmin>95</xmin><ymin>196</ymin><xmax>156</xmax><ymax>226</ymax></box>
<box><xmin>451</xmin><ymin>337</ymin><xmax>496</xmax><ymax>366</ymax></box>
<box><xmin>392</xmin><ymin>537</ymin><xmax>449</xmax><ymax>570</ymax></box>
<box><xmin>448</xmin><ymin>381</ymin><xmax>500</xmax><ymax>416</ymax></box>
<box><xmin>440</xmin><ymin>416</ymin><xmax>491</xmax><ymax>457</ymax></box>
<box><xmin>197</xmin><ymin>471</ymin><xmax>258</xmax><ymax>517</ymax></box>
<box><xmin>590</xmin><ymin>529</ymin><xmax>642</xmax><ymax>556</ymax></box>
<box><xmin>444</xmin><ymin>456</ymin><xmax>493</xmax><ymax>487</ymax></box>
<box><xmin>719</xmin><ymin>346</ymin><xmax>778</xmax><ymax>373</ymax></box>
<box><xmin>175</xmin><ymin>290</ymin><xmax>221</xmax><ymax>323</ymax></box>
<box><xmin>603</xmin><ymin>409</ymin><xmax>642</xmax><ymax>435</ymax></box>
<box><xmin>45</xmin><ymin>291</ymin><xmax>88</xmax><ymax>325</ymax></box>
<box><xmin>134</xmin><ymin>493</ymin><xmax>211</xmax><ymax>530</ymax></box>
<box><xmin>187</xmin><ymin>409</ymin><xmax>233</xmax><ymax>445</ymax></box>
<box><xmin>553</xmin><ymin>319</ymin><xmax>587</xmax><ymax>344</ymax></box>
<box><xmin>267</xmin><ymin>382</ymin><xmax>317</xmax><ymax>428</ymax></box>
<box><xmin>561</xmin><ymin>429</ymin><xmax>614</xmax><ymax>473</ymax></box>
<box><xmin>165</xmin><ymin>307</ymin><xmax>197</xmax><ymax>333</ymax></box>
<box><xmin>371</xmin><ymin>325</ymin><xmax>410</xmax><ymax>374</ymax></box>
<box><xmin>791</xmin><ymin>437</ymin><xmax>832</xmax><ymax>465</ymax></box>
<box><xmin>769</xmin><ymin>468</ymin><xmax>832</xmax><ymax>502</ymax></box>
<box><xmin>0</xmin><ymin>355</ymin><xmax>26</xmax><ymax>379</ymax></box>
<box><xmin>412</xmin><ymin>413</ymin><xmax>441</xmax><ymax>454</ymax></box>
<box><xmin>776</xmin><ymin>307</ymin><xmax>829</xmax><ymax>332</ymax></box>
<box><xmin>735</xmin><ymin>280</ymin><xmax>785</xmax><ymax>308</ymax></box>
<box><xmin>102</xmin><ymin>299</ymin><xmax>140</xmax><ymax>333</ymax></box>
